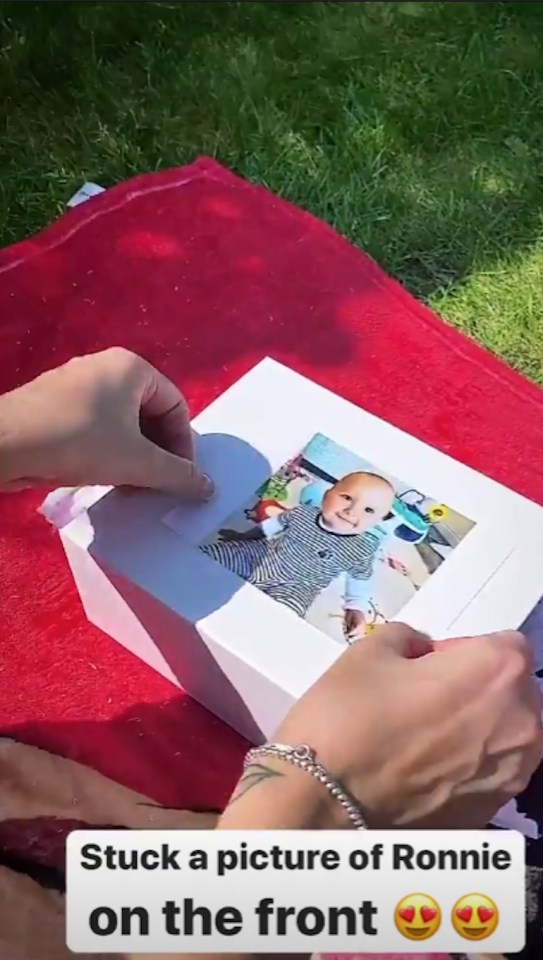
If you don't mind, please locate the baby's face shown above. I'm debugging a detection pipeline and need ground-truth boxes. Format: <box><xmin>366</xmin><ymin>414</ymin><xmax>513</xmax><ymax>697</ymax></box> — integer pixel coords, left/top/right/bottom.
<box><xmin>321</xmin><ymin>474</ymin><xmax>394</xmax><ymax>535</ymax></box>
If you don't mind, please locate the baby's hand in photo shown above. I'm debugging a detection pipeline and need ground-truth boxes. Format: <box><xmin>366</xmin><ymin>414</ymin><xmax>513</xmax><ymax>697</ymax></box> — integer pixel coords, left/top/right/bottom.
<box><xmin>219</xmin><ymin>526</ymin><xmax>263</xmax><ymax>542</ymax></box>
<box><xmin>387</xmin><ymin>555</ymin><xmax>408</xmax><ymax>575</ymax></box>
<box><xmin>344</xmin><ymin>608</ymin><xmax>367</xmax><ymax>641</ymax></box>
<box><xmin>218</xmin><ymin>528</ymin><xmax>241</xmax><ymax>541</ymax></box>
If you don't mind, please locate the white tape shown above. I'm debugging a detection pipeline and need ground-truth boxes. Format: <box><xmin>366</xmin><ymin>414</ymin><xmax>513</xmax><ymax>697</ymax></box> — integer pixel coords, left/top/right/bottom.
<box><xmin>66</xmin><ymin>182</ymin><xmax>106</xmax><ymax>208</ymax></box>
<box><xmin>39</xmin><ymin>486</ymin><xmax>111</xmax><ymax>530</ymax></box>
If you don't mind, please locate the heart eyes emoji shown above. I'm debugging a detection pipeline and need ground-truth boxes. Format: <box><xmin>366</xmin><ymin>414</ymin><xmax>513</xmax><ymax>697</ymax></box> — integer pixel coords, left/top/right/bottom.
<box><xmin>398</xmin><ymin>905</ymin><xmax>436</xmax><ymax>923</ymax></box>
<box><xmin>421</xmin><ymin>906</ymin><xmax>438</xmax><ymax>922</ymax></box>
<box><xmin>478</xmin><ymin>906</ymin><xmax>495</xmax><ymax>924</ymax></box>
<box><xmin>396</xmin><ymin>894</ymin><xmax>499</xmax><ymax>943</ymax></box>
<box><xmin>451</xmin><ymin>895</ymin><xmax>499</xmax><ymax>940</ymax></box>
<box><xmin>456</xmin><ymin>906</ymin><xmax>473</xmax><ymax>922</ymax></box>
<box><xmin>395</xmin><ymin>895</ymin><xmax>442</xmax><ymax>940</ymax></box>
<box><xmin>455</xmin><ymin>905</ymin><xmax>495</xmax><ymax>923</ymax></box>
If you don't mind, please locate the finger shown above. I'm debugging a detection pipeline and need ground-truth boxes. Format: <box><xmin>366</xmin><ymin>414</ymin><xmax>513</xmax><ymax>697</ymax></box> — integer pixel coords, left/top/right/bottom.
<box><xmin>140</xmin><ymin>366</ymin><xmax>194</xmax><ymax>461</ymax></box>
<box><xmin>125</xmin><ymin>436</ymin><xmax>215</xmax><ymax>500</ymax></box>
<box><xmin>434</xmin><ymin>631</ymin><xmax>534</xmax><ymax>696</ymax></box>
<box><xmin>492</xmin><ymin>629</ymin><xmax>532</xmax><ymax>664</ymax></box>
<box><xmin>435</xmin><ymin>629</ymin><xmax>527</xmax><ymax>649</ymax></box>
<box><xmin>435</xmin><ymin>630</ymin><xmax>533</xmax><ymax>670</ymax></box>
<box><xmin>433</xmin><ymin>631</ymin><xmax>523</xmax><ymax>650</ymax></box>
<box><xmin>366</xmin><ymin>621</ymin><xmax>432</xmax><ymax>660</ymax></box>
<box><xmin>431</xmin><ymin>636</ymin><xmax>473</xmax><ymax>651</ymax></box>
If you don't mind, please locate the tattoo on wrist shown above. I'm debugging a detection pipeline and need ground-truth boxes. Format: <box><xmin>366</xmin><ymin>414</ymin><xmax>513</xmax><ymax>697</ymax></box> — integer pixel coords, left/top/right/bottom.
<box><xmin>228</xmin><ymin>762</ymin><xmax>284</xmax><ymax>805</ymax></box>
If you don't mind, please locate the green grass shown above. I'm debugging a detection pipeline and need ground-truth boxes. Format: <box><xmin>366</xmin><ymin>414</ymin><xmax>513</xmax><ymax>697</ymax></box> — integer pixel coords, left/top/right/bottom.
<box><xmin>1</xmin><ymin>0</ymin><xmax>543</xmax><ymax>383</ymax></box>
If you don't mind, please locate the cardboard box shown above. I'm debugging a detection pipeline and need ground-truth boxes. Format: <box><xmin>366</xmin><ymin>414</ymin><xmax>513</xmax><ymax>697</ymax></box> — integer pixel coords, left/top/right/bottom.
<box><xmin>53</xmin><ymin>359</ymin><xmax>543</xmax><ymax>742</ymax></box>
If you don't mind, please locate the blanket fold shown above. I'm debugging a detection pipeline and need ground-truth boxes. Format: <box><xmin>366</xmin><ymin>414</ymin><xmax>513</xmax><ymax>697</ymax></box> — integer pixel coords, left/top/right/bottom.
<box><xmin>0</xmin><ymin>738</ymin><xmax>216</xmax><ymax>960</ymax></box>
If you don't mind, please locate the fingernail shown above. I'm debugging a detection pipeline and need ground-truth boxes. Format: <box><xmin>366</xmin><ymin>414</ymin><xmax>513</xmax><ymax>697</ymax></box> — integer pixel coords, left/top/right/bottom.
<box><xmin>200</xmin><ymin>473</ymin><xmax>215</xmax><ymax>501</ymax></box>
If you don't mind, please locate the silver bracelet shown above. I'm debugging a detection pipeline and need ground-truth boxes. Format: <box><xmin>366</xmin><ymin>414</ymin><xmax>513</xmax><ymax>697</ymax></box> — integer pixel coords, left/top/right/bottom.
<box><xmin>244</xmin><ymin>742</ymin><xmax>368</xmax><ymax>830</ymax></box>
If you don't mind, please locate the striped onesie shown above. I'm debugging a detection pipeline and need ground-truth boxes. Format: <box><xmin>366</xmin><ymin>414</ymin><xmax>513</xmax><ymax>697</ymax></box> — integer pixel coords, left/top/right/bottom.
<box><xmin>201</xmin><ymin>504</ymin><xmax>381</xmax><ymax>618</ymax></box>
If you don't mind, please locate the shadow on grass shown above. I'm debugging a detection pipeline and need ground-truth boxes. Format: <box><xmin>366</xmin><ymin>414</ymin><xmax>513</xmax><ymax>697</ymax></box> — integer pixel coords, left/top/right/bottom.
<box><xmin>1</xmin><ymin>0</ymin><xmax>543</xmax><ymax>304</ymax></box>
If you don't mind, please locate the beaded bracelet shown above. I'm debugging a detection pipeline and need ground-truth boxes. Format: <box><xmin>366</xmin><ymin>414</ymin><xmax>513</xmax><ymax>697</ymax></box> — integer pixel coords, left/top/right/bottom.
<box><xmin>244</xmin><ymin>742</ymin><xmax>367</xmax><ymax>830</ymax></box>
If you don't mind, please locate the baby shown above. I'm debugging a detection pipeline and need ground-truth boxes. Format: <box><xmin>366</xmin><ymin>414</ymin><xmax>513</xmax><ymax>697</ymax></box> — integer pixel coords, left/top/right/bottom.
<box><xmin>201</xmin><ymin>471</ymin><xmax>395</xmax><ymax>634</ymax></box>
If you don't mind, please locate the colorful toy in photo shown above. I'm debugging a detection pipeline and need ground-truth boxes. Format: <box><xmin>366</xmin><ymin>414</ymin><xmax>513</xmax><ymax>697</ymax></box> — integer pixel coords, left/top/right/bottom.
<box><xmin>245</xmin><ymin>498</ymin><xmax>284</xmax><ymax>523</ymax></box>
<box><xmin>387</xmin><ymin>491</ymin><xmax>449</xmax><ymax>544</ymax></box>
<box><xmin>257</xmin><ymin>475</ymin><xmax>289</xmax><ymax>502</ymax></box>
<box><xmin>256</xmin><ymin>455</ymin><xmax>309</xmax><ymax>505</ymax></box>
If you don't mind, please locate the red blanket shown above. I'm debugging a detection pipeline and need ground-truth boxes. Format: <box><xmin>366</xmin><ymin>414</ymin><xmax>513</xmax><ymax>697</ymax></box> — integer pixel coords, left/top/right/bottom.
<box><xmin>0</xmin><ymin>158</ymin><xmax>542</xmax><ymax>942</ymax></box>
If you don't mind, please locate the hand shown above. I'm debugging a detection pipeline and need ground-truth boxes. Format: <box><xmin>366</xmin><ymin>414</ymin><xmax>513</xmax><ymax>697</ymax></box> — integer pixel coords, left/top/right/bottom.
<box><xmin>218</xmin><ymin>528</ymin><xmax>241</xmax><ymax>542</ymax></box>
<box><xmin>219</xmin><ymin>527</ymin><xmax>262</xmax><ymax>542</ymax></box>
<box><xmin>0</xmin><ymin>348</ymin><xmax>214</xmax><ymax>499</ymax></box>
<box><xmin>387</xmin><ymin>555</ymin><xmax>408</xmax><ymax>575</ymax></box>
<box><xmin>344</xmin><ymin>608</ymin><xmax>367</xmax><ymax>640</ymax></box>
<box><xmin>275</xmin><ymin>623</ymin><xmax>543</xmax><ymax>829</ymax></box>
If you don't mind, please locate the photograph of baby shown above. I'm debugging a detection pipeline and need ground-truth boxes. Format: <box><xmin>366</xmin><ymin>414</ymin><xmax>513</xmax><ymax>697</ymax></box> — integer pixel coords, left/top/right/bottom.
<box><xmin>200</xmin><ymin>433</ymin><xmax>476</xmax><ymax>645</ymax></box>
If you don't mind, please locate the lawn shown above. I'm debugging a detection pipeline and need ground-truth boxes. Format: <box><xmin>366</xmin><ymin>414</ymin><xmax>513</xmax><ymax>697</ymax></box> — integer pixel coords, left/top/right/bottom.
<box><xmin>1</xmin><ymin>0</ymin><xmax>542</xmax><ymax>383</ymax></box>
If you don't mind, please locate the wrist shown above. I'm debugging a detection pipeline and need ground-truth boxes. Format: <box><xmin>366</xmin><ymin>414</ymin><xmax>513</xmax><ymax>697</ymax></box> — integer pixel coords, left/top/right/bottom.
<box><xmin>0</xmin><ymin>381</ymin><xmax>59</xmax><ymax>487</ymax></box>
<box><xmin>218</xmin><ymin>756</ymin><xmax>352</xmax><ymax>831</ymax></box>
<box><xmin>0</xmin><ymin>391</ymin><xmax>24</xmax><ymax>485</ymax></box>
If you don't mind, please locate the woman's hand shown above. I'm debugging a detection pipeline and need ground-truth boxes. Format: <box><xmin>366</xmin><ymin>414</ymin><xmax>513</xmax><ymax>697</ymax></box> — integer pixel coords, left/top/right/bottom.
<box><xmin>220</xmin><ymin>622</ymin><xmax>543</xmax><ymax>832</ymax></box>
<box><xmin>0</xmin><ymin>347</ymin><xmax>214</xmax><ymax>499</ymax></box>
<box><xmin>276</xmin><ymin>623</ymin><xmax>543</xmax><ymax>829</ymax></box>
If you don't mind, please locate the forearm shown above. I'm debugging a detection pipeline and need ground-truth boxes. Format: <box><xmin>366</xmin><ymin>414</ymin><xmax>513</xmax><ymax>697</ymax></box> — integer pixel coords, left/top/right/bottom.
<box><xmin>218</xmin><ymin>755</ymin><xmax>348</xmax><ymax>831</ymax></box>
<box><xmin>135</xmin><ymin>760</ymin><xmax>346</xmax><ymax>960</ymax></box>
<box><xmin>0</xmin><ymin>385</ymin><xmax>32</xmax><ymax>484</ymax></box>
<box><xmin>343</xmin><ymin>572</ymin><xmax>372</xmax><ymax>612</ymax></box>
<box><xmin>0</xmin><ymin>374</ymin><xmax>72</xmax><ymax>487</ymax></box>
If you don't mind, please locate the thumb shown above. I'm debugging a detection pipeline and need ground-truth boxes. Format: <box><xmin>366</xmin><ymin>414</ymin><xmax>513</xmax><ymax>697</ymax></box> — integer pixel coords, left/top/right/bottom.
<box><xmin>368</xmin><ymin>622</ymin><xmax>433</xmax><ymax>660</ymax></box>
<box><xmin>126</xmin><ymin>436</ymin><xmax>215</xmax><ymax>500</ymax></box>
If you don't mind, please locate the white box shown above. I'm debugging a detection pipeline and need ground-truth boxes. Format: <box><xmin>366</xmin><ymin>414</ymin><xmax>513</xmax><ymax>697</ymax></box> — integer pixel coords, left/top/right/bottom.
<box><xmin>53</xmin><ymin>359</ymin><xmax>543</xmax><ymax>743</ymax></box>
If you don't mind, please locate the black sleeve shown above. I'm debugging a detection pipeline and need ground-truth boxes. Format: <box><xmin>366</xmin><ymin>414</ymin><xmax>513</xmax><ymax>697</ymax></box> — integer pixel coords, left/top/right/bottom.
<box><xmin>451</xmin><ymin>866</ymin><xmax>543</xmax><ymax>960</ymax></box>
<box><xmin>512</xmin><ymin>866</ymin><xmax>543</xmax><ymax>960</ymax></box>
